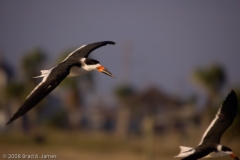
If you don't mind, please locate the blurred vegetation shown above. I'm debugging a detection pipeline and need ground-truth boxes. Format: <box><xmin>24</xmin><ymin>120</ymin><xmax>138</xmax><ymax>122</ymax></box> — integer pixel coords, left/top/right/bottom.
<box><xmin>0</xmin><ymin>48</ymin><xmax>239</xmax><ymax>160</ymax></box>
<box><xmin>21</xmin><ymin>49</ymin><xmax>46</xmax><ymax>79</ymax></box>
<box><xmin>192</xmin><ymin>64</ymin><xmax>226</xmax><ymax>95</ymax></box>
<box><xmin>191</xmin><ymin>64</ymin><xmax>226</xmax><ymax>109</ymax></box>
<box><xmin>115</xmin><ymin>84</ymin><xmax>135</xmax><ymax>99</ymax></box>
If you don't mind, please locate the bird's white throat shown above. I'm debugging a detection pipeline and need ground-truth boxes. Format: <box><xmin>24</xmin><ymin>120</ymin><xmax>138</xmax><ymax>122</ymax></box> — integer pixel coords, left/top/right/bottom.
<box><xmin>68</xmin><ymin>66</ymin><xmax>89</xmax><ymax>77</ymax></box>
<box><xmin>204</xmin><ymin>151</ymin><xmax>229</xmax><ymax>158</ymax></box>
<box><xmin>80</xmin><ymin>57</ymin><xmax>101</xmax><ymax>71</ymax></box>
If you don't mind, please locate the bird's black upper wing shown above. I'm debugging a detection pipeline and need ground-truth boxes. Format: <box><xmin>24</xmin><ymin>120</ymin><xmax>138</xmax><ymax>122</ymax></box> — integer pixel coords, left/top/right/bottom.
<box><xmin>64</xmin><ymin>41</ymin><xmax>115</xmax><ymax>61</ymax></box>
<box><xmin>6</xmin><ymin>64</ymin><xmax>70</xmax><ymax>125</ymax></box>
<box><xmin>199</xmin><ymin>90</ymin><xmax>238</xmax><ymax>145</ymax></box>
<box><xmin>181</xmin><ymin>150</ymin><xmax>208</xmax><ymax>160</ymax></box>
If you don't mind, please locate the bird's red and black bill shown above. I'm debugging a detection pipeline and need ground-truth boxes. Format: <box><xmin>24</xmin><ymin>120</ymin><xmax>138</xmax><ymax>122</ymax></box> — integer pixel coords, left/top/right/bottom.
<box><xmin>230</xmin><ymin>153</ymin><xmax>239</xmax><ymax>160</ymax></box>
<box><xmin>97</xmin><ymin>66</ymin><xmax>115</xmax><ymax>78</ymax></box>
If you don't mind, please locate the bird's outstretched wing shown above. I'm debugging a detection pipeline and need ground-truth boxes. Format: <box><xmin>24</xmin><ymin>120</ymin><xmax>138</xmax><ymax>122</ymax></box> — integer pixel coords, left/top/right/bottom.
<box><xmin>181</xmin><ymin>149</ymin><xmax>208</xmax><ymax>160</ymax></box>
<box><xmin>199</xmin><ymin>90</ymin><xmax>238</xmax><ymax>145</ymax></box>
<box><xmin>6</xmin><ymin>66</ymin><xmax>69</xmax><ymax>125</ymax></box>
<box><xmin>181</xmin><ymin>151</ymin><xmax>208</xmax><ymax>160</ymax></box>
<box><xmin>62</xmin><ymin>41</ymin><xmax>115</xmax><ymax>62</ymax></box>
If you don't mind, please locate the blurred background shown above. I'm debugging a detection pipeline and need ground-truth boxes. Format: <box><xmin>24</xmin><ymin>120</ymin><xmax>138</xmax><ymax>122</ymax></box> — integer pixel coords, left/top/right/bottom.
<box><xmin>0</xmin><ymin>1</ymin><xmax>240</xmax><ymax>160</ymax></box>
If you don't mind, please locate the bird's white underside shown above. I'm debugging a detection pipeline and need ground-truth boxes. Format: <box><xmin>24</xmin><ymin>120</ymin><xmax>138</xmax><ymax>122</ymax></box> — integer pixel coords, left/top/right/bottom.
<box><xmin>205</xmin><ymin>151</ymin><xmax>228</xmax><ymax>158</ymax></box>
<box><xmin>68</xmin><ymin>66</ymin><xmax>89</xmax><ymax>77</ymax></box>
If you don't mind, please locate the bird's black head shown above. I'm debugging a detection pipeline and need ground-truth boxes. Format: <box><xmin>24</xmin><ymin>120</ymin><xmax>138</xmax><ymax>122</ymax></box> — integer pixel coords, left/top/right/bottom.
<box><xmin>80</xmin><ymin>58</ymin><xmax>115</xmax><ymax>78</ymax></box>
<box><xmin>221</xmin><ymin>146</ymin><xmax>232</xmax><ymax>152</ymax></box>
<box><xmin>84</xmin><ymin>58</ymin><xmax>100</xmax><ymax>65</ymax></box>
<box><xmin>221</xmin><ymin>146</ymin><xmax>239</xmax><ymax>160</ymax></box>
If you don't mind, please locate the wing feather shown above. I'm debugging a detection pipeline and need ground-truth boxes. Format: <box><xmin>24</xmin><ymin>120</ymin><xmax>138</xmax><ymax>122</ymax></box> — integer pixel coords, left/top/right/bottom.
<box><xmin>199</xmin><ymin>90</ymin><xmax>238</xmax><ymax>145</ymax></box>
<box><xmin>6</xmin><ymin>65</ymin><xmax>69</xmax><ymax>125</ymax></box>
<box><xmin>63</xmin><ymin>41</ymin><xmax>115</xmax><ymax>62</ymax></box>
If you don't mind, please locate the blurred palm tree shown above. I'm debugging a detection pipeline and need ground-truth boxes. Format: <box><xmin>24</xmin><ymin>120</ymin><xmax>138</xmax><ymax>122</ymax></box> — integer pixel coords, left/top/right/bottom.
<box><xmin>114</xmin><ymin>84</ymin><xmax>136</xmax><ymax>138</ymax></box>
<box><xmin>21</xmin><ymin>49</ymin><xmax>46</xmax><ymax>80</ymax></box>
<box><xmin>4</xmin><ymin>81</ymin><xmax>25</xmax><ymax>102</ymax></box>
<box><xmin>20</xmin><ymin>48</ymin><xmax>47</xmax><ymax>129</ymax></box>
<box><xmin>0</xmin><ymin>55</ymin><xmax>14</xmax><ymax>108</ymax></box>
<box><xmin>191</xmin><ymin>64</ymin><xmax>229</xmax><ymax>143</ymax></box>
<box><xmin>191</xmin><ymin>64</ymin><xmax>226</xmax><ymax>108</ymax></box>
<box><xmin>3</xmin><ymin>81</ymin><xmax>25</xmax><ymax>129</ymax></box>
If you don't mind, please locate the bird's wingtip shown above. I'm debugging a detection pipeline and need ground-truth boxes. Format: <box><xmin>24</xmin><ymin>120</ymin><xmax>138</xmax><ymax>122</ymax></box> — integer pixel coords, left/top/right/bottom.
<box><xmin>6</xmin><ymin>120</ymin><xmax>11</xmax><ymax>125</ymax></box>
<box><xmin>5</xmin><ymin>116</ymin><xmax>16</xmax><ymax>125</ymax></box>
<box><xmin>230</xmin><ymin>90</ymin><xmax>236</xmax><ymax>96</ymax></box>
<box><xmin>107</xmin><ymin>41</ymin><xmax>116</xmax><ymax>45</ymax></box>
<box><xmin>226</xmin><ymin>90</ymin><xmax>238</xmax><ymax>104</ymax></box>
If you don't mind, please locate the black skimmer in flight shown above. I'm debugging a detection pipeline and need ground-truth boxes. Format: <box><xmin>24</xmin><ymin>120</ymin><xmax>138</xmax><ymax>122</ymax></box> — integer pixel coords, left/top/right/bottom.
<box><xmin>6</xmin><ymin>41</ymin><xmax>116</xmax><ymax>125</ymax></box>
<box><xmin>175</xmin><ymin>90</ymin><xmax>239</xmax><ymax>160</ymax></box>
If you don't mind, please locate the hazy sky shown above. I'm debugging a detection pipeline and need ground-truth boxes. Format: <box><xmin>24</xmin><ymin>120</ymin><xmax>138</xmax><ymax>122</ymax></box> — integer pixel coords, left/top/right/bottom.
<box><xmin>0</xmin><ymin>1</ymin><xmax>240</xmax><ymax>102</ymax></box>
